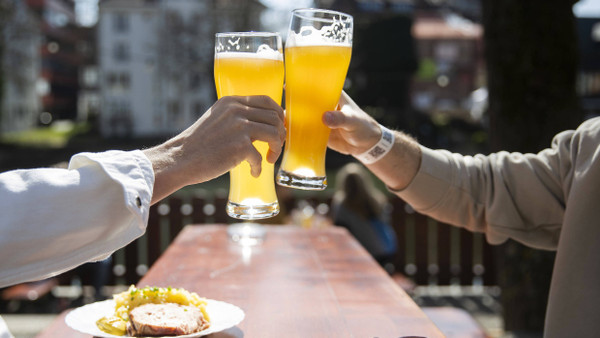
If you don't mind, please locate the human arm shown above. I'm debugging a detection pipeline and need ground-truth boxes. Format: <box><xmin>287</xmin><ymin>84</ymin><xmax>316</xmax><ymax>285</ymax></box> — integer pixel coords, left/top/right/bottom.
<box><xmin>144</xmin><ymin>95</ymin><xmax>285</xmax><ymax>204</ymax></box>
<box><xmin>0</xmin><ymin>95</ymin><xmax>285</xmax><ymax>287</ymax></box>
<box><xmin>0</xmin><ymin>150</ymin><xmax>153</xmax><ymax>287</ymax></box>
<box><xmin>323</xmin><ymin>91</ymin><xmax>422</xmax><ymax>191</ymax></box>
<box><xmin>324</xmin><ymin>92</ymin><xmax>592</xmax><ymax>250</ymax></box>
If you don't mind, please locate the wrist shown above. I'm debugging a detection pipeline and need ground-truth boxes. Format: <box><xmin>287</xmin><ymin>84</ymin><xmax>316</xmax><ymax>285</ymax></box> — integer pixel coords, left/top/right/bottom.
<box><xmin>354</xmin><ymin>124</ymin><xmax>395</xmax><ymax>165</ymax></box>
<box><xmin>143</xmin><ymin>140</ymin><xmax>186</xmax><ymax>204</ymax></box>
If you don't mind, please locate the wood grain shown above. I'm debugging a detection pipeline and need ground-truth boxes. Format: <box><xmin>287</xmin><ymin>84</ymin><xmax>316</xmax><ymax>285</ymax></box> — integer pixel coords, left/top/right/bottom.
<box><xmin>37</xmin><ymin>225</ymin><xmax>443</xmax><ymax>338</ymax></box>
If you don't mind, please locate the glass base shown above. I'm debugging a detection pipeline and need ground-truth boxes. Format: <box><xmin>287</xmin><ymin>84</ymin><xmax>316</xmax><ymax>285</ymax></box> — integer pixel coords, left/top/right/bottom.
<box><xmin>276</xmin><ymin>170</ymin><xmax>327</xmax><ymax>190</ymax></box>
<box><xmin>226</xmin><ymin>201</ymin><xmax>279</xmax><ymax>220</ymax></box>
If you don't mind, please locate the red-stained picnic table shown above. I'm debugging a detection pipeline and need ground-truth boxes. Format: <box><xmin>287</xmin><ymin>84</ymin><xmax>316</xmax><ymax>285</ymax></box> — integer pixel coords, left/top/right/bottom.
<box><xmin>37</xmin><ymin>224</ymin><xmax>444</xmax><ymax>337</ymax></box>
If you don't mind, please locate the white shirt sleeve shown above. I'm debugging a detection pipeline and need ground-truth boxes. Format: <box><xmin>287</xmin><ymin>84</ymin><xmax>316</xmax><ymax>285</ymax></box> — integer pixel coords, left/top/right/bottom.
<box><xmin>0</xmin><ymin>150</ymin><xmax>154</xmax><ymax>288</ymax></box>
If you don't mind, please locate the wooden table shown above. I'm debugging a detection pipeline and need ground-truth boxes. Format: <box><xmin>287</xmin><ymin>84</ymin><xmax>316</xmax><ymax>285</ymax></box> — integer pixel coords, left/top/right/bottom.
<box><xmin>37</xmin><ymin>225</ymin><xmax>443</xmax><ymax>337</ymax></box>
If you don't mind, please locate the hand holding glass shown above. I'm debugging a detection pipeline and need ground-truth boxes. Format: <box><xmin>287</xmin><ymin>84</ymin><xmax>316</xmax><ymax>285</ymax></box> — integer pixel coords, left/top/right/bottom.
<box><xmin>214</xmin><ymin>32</ymin><xmax>284</xmax><ymax>219</ymax></box>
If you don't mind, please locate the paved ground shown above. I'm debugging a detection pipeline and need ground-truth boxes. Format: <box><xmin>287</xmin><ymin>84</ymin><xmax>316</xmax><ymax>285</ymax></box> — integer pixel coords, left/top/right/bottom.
<box><xmin>2</xmin><ymin>314</ymin><xmax>57</xmax><ymax>338</ymax></box>
<box><xmin>411</xmin><ymin>285</ymin><xmax>505</xmax><ymax>337</ymax></box>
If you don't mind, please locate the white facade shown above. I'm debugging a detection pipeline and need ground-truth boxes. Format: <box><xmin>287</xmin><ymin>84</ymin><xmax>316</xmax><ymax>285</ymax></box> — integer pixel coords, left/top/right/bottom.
<box><xmin>98</xmin><ymin>0</ymin><xmax>266</xmax><ymax>138</ymax></box>
<box><xmin>97</xmin><ymin>0</ymin><xmax>210</xmax><ymax>138</ymax></box>
<box><xmin>99</xmin><ymin>0</ymin><xmax>162</xmax><ymax>137</ymax></box>
<box><xmin>155</xmin><ymin>0</ymin><xmax>214</xmax><ymax>135</ymax></box>
<box><xmin>0</xmin><ymin>0</ymin><xmax>41</xmax><ymax>133</ymax></box>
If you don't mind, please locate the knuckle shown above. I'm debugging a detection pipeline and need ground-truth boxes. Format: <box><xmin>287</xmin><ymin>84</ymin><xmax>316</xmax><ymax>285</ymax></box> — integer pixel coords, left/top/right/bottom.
<box><xmin>269</xmin><ymin>109</ymin><xmax>280</xmax><ymax>121</ymax></box>
<box><xmin>220</xmin><ymin>96</ymin><xmax>234</xmax><ymax>105</ymax></box>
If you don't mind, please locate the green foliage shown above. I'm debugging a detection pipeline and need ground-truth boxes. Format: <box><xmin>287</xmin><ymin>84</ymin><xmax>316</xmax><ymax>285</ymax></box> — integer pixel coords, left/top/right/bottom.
<box><xmin>415</xmin><ymin>58</ymin><xmax>437</xmax><ymax>81</ymax></box>
<box><xmin>0</xmin><ymin>123</ymin><xmax>92</xmax><ymax>148</ymax></box>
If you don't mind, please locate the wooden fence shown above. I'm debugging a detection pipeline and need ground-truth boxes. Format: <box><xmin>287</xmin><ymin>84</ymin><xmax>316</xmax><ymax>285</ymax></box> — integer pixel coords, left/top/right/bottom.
<box><xmin>107</xmin><ymin>191</ymin><xmax>497</xmax><ymax>287</ymax></box>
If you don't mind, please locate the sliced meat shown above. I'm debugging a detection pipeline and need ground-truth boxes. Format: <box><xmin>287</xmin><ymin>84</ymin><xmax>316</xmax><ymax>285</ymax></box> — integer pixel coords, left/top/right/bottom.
<box><xmin>127</xmin><ymin>303</ymin><xmax>209</xmax><ymax>337</ymax></box>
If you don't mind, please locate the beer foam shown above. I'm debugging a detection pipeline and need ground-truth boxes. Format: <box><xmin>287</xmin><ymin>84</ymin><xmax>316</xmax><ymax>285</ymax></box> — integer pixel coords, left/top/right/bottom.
<box><xmin>216</xmin><ymin>46</ymin><xmax>283</xmax><ymax>61</ymax></box>
<box><xmin>287</xmin><ymin>25</ymin><xmax>352</xmax><ymax>48</ymax></box>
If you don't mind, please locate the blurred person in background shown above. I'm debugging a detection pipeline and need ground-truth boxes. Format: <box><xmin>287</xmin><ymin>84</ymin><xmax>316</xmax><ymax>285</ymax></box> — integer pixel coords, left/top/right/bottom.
<box><xmin>331</xmin><ymin>162</ymin><xmax>397</xmax><ymax>273</ymax></box>
<box><xmin>323</xmin><ymin>91</ymin><xmax>600</xmax><ymax>338</ymax></box>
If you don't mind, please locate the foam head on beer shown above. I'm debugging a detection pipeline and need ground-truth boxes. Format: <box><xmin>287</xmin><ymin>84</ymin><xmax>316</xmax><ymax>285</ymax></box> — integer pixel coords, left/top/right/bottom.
<box><xmin>286</xmin><ymin>11</ymin><xmax>353</xmax><ymax>47</ymax></box>
<box><xmin>216</xmin><ymin>44</ymin><xmax>283</xmax><ymax>60</ymax></box>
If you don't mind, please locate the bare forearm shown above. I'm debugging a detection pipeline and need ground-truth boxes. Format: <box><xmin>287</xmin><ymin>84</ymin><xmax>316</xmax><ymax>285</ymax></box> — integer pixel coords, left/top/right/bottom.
<box><xmin>364</xmin><ymin>130</ymin><xmax>422</xmax><ymax>191</ymax></box>
<box><xmin>143</xmin><ymin>139</ymin><xmax>186</xmax><ymax>205</ymax></box>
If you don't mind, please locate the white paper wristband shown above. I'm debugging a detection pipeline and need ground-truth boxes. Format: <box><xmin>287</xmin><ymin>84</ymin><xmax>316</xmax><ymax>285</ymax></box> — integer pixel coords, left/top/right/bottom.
<box><xmin>354</xmin><ymin>125</ymin><xmax>395</xmax><ymax>165</ymax></box>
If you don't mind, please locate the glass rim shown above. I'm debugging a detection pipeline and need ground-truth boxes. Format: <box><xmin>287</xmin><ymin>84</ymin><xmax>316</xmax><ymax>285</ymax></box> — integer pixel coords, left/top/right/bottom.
<box><xmin>291</xmin><ymin>8</ymin><xmax>353</xmax><ymax>22</ymax></box>
<box><xmin>215</xmin><ymin>31</ymin><xmax>282</xmax><ymax>38</ymax></box>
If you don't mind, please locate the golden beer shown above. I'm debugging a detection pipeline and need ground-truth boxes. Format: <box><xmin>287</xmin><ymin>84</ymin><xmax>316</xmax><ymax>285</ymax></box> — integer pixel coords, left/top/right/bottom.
<box><xmin>276</xmin><ymin>9</ymin><xmax>353</xmax><ymax>190</ymax></box>
<box><xmin>281</xmin><ymin>45</ymin><xmax>351</xmax><ymax>178</ymax></box>
<box><xmin>214</xmin><ymin>33</ymin><xmax>284</xmax><ymax>219</ymax></box>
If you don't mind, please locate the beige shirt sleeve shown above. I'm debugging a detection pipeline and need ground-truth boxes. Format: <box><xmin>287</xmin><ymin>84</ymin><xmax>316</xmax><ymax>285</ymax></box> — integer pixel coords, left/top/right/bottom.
<box><xmin>394</xmin><ymin>126</ymin><xmax>584</xmax><ymax>251</ymax></box>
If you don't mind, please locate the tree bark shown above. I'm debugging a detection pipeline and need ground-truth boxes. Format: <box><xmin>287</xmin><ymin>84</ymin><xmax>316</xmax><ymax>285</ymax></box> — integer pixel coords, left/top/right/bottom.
<box><xmin>482</xmin><ymin>0</ymin><xmax>581</xmax><ymax>334</ymax></box>
<box><xmin>0</xmin><ymin>0</ymin><xmax>11</xmax><ymax>130</ymax></box>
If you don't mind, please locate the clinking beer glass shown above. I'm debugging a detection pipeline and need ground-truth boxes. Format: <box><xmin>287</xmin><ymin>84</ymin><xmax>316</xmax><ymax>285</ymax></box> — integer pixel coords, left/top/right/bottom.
<box><xmin>276</xmin><ymin>9</ymin><xmax>353</xmax><ymax>190</ymax></box>
<box><xmin>214</xmin><ymin>32</ymin><xmax>284</xmax><ymax>219</ymax></box>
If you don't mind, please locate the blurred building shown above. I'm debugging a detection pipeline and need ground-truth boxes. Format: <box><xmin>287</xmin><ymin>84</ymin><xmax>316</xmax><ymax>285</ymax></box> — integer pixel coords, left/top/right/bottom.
<box><xmin>414</xmin><ymin>0</ymin><xmax>482</xmax><ymax>22</ymax></box>
<box><xmin>98</xmin><ymin>0</ymin><xmax>266</xmax><ymax>138</ymax></box>
<box><xmin>411</xmin><ymin>11</ymin><xmax>484</xmax><ymax>122</ymax></box>
<box><xmin>575</xmin><ymin>17</ymin><xmax>600</xmax><ymax>117</ymax></box>
<box><xmin>77</xmin><ymin>25</ymin><xmax>100</xmax><ymax>124</ymax></box>
<box><xmin>26</xmin><ymin>0</ymin><xmax>83</xmax><ymax>123</ymax></box>
<box><xmin>319</xmin><ymin>0</ymin><xmax>418</xmax><ymax>129</ymax></box>
<box><xmin>0</xmin><ymin>0</ymin><xmax>42</xmax><ymax>133</ymax></box>
<box><xmin>315</xmin><ymin>0</ymin><xmax>484</xmax><ymax>129</ymax></box>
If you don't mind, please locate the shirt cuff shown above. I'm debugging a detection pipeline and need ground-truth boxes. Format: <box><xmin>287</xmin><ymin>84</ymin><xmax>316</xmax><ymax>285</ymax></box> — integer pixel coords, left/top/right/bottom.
<box><xmin>69</xmin><ymin>150</ymin><xmax>155</xmax><ymax>231</ymax></box>
<box><xmin>391</xmin><ymin>146</ymin><xmax>454</xmax><ymax>213</ymax></box>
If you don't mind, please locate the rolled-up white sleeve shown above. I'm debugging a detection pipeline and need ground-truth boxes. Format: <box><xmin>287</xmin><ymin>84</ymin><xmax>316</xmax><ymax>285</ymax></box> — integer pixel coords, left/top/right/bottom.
<box><xmin>0</xmin><ymin>150</ymin><xmax>154</xmax><ymax>288</ymax></box>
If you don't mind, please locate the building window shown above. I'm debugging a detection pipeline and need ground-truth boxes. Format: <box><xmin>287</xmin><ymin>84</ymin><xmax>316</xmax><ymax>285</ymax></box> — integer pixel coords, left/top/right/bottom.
<box><xmin>113</xmin><ymin>13</ymin><xmax>129</xmax><ymax>33</ymax></box>
<box><xmin>435</xmin><ymin>42</ymin><xmax>459</xmax><ymax>63</ymax></box>
<box><xmin>106</xmin><ymin>72</ymin><xmax>130</xmax><ymax>92</ymax></box>
<box><xmin>82</xmin><ymin>66</ymin><xmax>99</xmax><ymax>87</ymax></box>
<box><xmin>168</xmin><ymin>101</ymin><xmax>182</xmax><ymax>125</ymax></box>
<box><xmin>46</xmin><ymin>9</ymin><xmax>69</xmax><ymax>27</ymax></box>
<box><xmin>191</xmin><ymin>101</ymin><xmax>204</xmax><ymax>119</ymax></box>
<box><xmin>120</xmin><ymin>73</ymin><xmax>130</xmax><ymax>90</ymax></box>
<box><xmin>114</xmin><ymin>42</ymin><xmax>130</xmax><ymax>62</ymax></box>
<box><xmin>592</xmin><ymin>23</ymin><xmax>600</xmax><ymax>42</ymax></box>
<box><xmin>107</xmin><ymin>99</ymin><xmax>132</xmax><ymax>137</ymax></box>
<box><xmin>189</xmin><ymin>72</ymin><xmax>201</xmax><ymax>90</ymax></box>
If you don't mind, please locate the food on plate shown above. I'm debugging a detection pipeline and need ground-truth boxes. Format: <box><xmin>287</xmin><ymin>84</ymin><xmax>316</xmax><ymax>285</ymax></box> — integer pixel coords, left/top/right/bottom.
<box><xmin>127</xmin><ymin>303</ymin><xmax>209</xmax><ymax>336</ymax></box>
<box><xmin>96</xmin><ymin>315</ymin><xmax>127</xmax><ymax>335</ymax></box>
<box><xmin>96</xmin><ymin>285</ymin><xmax>210</xmax><ymax>336</ymax></box>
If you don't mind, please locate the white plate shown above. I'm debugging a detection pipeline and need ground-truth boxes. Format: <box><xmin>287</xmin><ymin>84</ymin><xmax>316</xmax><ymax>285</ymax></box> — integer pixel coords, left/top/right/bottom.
<box><xmin>65</xmin><ymin>299</ymin><xmax>245</xmax><ymax>337</ymax></box>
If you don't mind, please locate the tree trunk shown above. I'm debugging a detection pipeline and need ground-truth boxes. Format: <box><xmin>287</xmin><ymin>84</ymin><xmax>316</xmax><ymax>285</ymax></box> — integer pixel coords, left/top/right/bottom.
<box><xmin>482</xmin><ymin>0</ymin><xmax>581</xmax><ymax>335</ymax></box>
<box><xmin>0</xmin><ymin>0</ymin><xmax>10</xmax><ymax>131</ymax></box>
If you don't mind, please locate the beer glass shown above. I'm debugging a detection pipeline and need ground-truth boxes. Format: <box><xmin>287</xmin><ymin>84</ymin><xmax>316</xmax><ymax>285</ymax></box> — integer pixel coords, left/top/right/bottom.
<box><xmin>214</xmin><ymin>32</ymin><xmax>284</xmax><ymax>219</ymax></box>
<box><xmin>276</xmin><ymin>9</ymin><xmax>353</xmax><ymax>190</ymax></box>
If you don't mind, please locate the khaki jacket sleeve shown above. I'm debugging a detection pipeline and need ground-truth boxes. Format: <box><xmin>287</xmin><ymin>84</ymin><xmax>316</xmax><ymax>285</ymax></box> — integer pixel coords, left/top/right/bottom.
<box><xmin>393</xmin><ymin>121</ymin><xmax>591</xmax><ymax>250</ymax></box>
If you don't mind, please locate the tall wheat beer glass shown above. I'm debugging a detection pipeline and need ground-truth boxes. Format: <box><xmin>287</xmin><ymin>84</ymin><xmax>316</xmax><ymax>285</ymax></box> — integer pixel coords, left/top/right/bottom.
<box><xmin>276</xmin><ymin>9</ymin><xmax>353</xmax><ymax>190</ymax></box>
<box><xmin>214</xmin><ymin>32</ymin><xmax>284</xmax><ymax>219</ymax></box>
